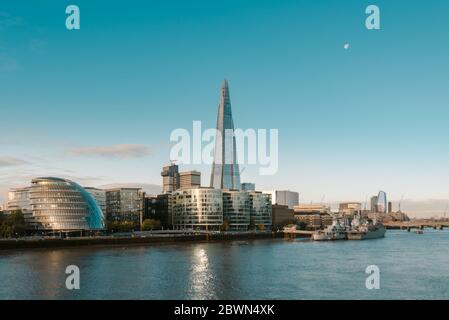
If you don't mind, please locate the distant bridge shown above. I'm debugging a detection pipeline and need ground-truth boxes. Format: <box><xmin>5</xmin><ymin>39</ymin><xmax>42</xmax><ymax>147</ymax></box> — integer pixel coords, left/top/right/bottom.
<box><xmin>384</xmin><ymin>221</ymin><xmax>449</xmax><ymax>231</ymax></box>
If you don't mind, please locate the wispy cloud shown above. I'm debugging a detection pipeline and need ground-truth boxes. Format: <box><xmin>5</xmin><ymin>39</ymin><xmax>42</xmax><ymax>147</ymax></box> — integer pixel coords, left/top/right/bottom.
<box><xmin>59</xmin><ymin>175</ymin><xmax>107</xmax><ymax>186</ymax></box>
<box><xmin>67</xmin><ymin>144</ymin><xmax>153</xmax><ymax>159</ymax></box>
<box><xmin>0</xmin><ymin>157</ymin><xmax>28</xmax><ymax>167</ymax></box>
<box><xmin>0</xmin><ymin>11</ymin><xmax>24</xmax><ymax>30</ymax></box>
<box><xmin>29</xmin><ymin>38</ymin><xmax>47</xmax><ymax>55</ymax></box>
<box><xmin>0</xmin><ymin>11</ymin><xmax>26</xmax><ymax>72</ymax></box>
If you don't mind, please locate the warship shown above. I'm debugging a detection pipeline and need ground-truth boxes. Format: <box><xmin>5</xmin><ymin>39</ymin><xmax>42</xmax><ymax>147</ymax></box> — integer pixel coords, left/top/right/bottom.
<box><xmin>346</xmin><ymin>215</ymin><xmax>386</xmax><ymax>240</ymax></box>
<box><xmin>312</xmin><ymin>219</ymin><xmax>347</xmax><ymax>241</ymax></box>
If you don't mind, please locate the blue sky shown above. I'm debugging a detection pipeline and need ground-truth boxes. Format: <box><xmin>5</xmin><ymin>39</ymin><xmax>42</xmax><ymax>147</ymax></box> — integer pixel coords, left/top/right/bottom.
<box><xmin>1</xmin><ymin>0</ymin><xmax>449</xmax><ymax>216</ymax></box>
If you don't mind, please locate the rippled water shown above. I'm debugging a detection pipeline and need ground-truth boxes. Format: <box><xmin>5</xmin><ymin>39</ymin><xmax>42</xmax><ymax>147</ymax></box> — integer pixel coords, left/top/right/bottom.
<box><xmin>1</xmin><ymin>229</ymin><xmax>449</xmax><ymax>299</ymax></box>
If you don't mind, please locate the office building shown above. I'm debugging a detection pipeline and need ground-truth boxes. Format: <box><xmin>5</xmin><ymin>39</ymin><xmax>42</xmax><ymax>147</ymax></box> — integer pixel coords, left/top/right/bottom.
<box><xmin>105</xmin><ymin>188</ymin><xmax>144</xmax><ymax>223</ymax></box>
<box><xmin>295</xmin><ymin>214</ymin><xmax>333</xmax><ymax>230</ymax></box>
<box><xmin>161</xmin><ymin>163</ymin><xmax>180</xmax><ymax>193</ymax></box>
<box><xmin>370</xmin><ymin>196</ymin><xmax>378</xmax><ymax>213</ymax></box>
<box><xmin>143</xmin><ymin>193</ymin><xmax>173</xmax><ymax>228</ymax></box>
<box><xmin>222</xmin><ymin>189</ymin><xmax>250</xmax><ymax>231</ymax></box>
<box><xmin>272</xmin><ymin>204</ymin><xmax>295</xmax><ymax>229</ymax></box>
<box><xmin>248</xmin><ymin>191</ymin><xmax>272</xmax><ymax>230</ymax></box>
<box><xmin>144</xmin><ymin>196</ymin><xmax>158</xmax><ymax>220</ymax></box>
<box><xmin>156</xmin><ymin>193</ymin><xmax>173</xmax><ymax>228</ymax></box>
<box><xmin>241</xmin><ymin>183</ymin><xmax>255</xmax><ymax>191</ymax></box>
<box><xmin>264</xmin><ymin>190</ymin><xmax>299</xmax><ymax>209</ymax></box>
<box><xmin>7</xmin><ymin>186</ymin><xmax>37</xmax><ymax>229</ymax></box>
<box><xmin>172</xmin><ymin>188</ymin><xmax>223</xmax><ymax>230</ymax></box>
<box><xmin>377</xmin><ymin>191</ymin><xmax>387</xmax><ymax>213</ymax></box>
<box><xmin>29</xmin><ymin>177</ymin><xmax>104</xmax><ymax>231</ymax></box>
<box><xmin>179</xmin><ymin>170</ymin><xmax>201</xmax><ymax>189</ymax></box>
<box><xmin>321</xmin><ymin>214</ymin><xmax>333</xmax><ymax>226</ymax></box>
<box><xmin>210</xmin><ymin>80</ymin><xmax>241</xmax><ymax>190</ymax></box>
<box><xmin>370</xmin><ymin>191</ymin><xmax>387</xmax><ymax>213</ymax></box>
<box><xmin>7</xmin><ymin>187</ymin><xmax>31</xmax><ymax>212</ymax></box>
<box><xmin>293</xmin><ymin>204</ymin><xmax>332</xmax><ymax>230</ymax></box>
<box><xmin>84</xmin><ymin>187</ymin><xmax>106</xmax><ymax>214</ymax></box>
<box><xmin>293</xmin><ymin>204</ymin><xmax>330</xmax><ymax>215</ymax></box>
<box><xmin>295</xmin><ymin>214</ymin><xmax>322</xmax><ymax>229</ymax></box>
<box><xmin>171</xmin><ymin>187</ymin><xmax>272</xmax><ymax>231</ymax></box>
<box><xmin>339</xmin><ymin>202</ymin><xmax>362</xmax><ymax>214</ymax></box>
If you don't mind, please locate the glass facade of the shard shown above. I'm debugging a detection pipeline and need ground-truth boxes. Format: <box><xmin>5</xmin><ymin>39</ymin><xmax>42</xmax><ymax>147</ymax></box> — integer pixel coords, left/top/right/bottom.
<box><xmin>210</xmin><ymin>80</ymin><xmax>241</xmax><ymax>190</ymax></box>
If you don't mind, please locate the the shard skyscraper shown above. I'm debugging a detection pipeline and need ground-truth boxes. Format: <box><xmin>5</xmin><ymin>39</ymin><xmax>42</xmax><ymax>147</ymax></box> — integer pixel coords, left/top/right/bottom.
<box><xmin>210</xmin><ymin>80</ymin><xmax>241</xmax><ymax>190</ymax></box>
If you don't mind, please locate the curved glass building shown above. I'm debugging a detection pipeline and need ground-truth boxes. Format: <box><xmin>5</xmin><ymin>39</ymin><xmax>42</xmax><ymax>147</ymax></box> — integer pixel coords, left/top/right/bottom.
<box><xmin>376</xmin><ymin>190</ymin><xmax>387</xmax><ymax>214</ymax></box>
<box><xmin>29</xmin><ymin>177</ymin><xmax>105</xmax><ymax>231</ymax></box>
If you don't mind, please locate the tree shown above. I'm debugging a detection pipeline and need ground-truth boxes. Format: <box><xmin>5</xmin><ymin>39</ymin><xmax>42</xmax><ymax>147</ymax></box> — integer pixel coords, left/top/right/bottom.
<box><xmin>0</xmin><ymin>211</ymin><xmax>27</xmax><ymax>238</ymax></box>
<box><xmin>221</xmin><ymin>220</ymin><xmax>230</xmax><ymax>231</ymax></box>
<box><xmin>296</xmin><ymin>221</ymin><xmax>307</xmax><ymax>230</ymax></box>
<box><xmin>142</xmin><ymin>219</ymin><xmax>162</xmax><ymax>231</ymax></box>
<box><xmin>107</xmin><ymin>220</ymin><xmax>139</xmax><ymax>232</ymax></box>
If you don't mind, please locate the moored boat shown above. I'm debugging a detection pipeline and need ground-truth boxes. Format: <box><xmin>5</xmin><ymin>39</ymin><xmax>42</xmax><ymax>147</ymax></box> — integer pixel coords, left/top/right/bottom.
<box><xmin>347</xmin><ymin>220</ymin><xmax>386</xmax><ymax>240</ymax></box>
<box><xmin>312</xmin><ymin>220</ymin><xmax>347</xmax><ymax>241</ymax></box>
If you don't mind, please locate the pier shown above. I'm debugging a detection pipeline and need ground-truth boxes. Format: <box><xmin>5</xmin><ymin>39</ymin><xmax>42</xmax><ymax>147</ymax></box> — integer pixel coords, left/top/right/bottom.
<box><xmin>283</xmin><ymin>230</ymin><xmax>314</xmax><ymax>239</ymax></box>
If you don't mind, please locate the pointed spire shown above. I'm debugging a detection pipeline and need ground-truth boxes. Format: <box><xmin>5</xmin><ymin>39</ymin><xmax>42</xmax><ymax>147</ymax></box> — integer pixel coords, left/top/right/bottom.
<box><xmin>221</xmin><ymin>79</ymin><xmax>230</xmax><ymax>106</ymax></box>
<box><xmin>210</xmin><ymin>79</ymin><xmax>241</xmax><ymax>190</ymax></box>
<box><xmin>222</xmin><ymin>79</ymin><xmax>228</xmax><ymax>89</ymax></box>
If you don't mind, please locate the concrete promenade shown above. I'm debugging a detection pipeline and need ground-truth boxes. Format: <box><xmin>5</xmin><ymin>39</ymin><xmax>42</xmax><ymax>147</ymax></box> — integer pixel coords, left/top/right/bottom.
<box><xmin>0</xmin><ymin>231</ymin><xmax>283</xmax><ymax>251</ymax></box>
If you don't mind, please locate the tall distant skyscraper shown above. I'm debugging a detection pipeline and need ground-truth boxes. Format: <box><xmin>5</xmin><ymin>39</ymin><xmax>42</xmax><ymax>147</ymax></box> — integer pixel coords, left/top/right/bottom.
<box><xmin>161</xmin><ymin>163</ymin><xmax>180</xmax><ymax>193</ymax></box>
<box><xmin>210</xmin><ymin>80</ymin><xmax>241</xmax><ymax>190</ymax></box>
<box><xmin>179</xmin><ymin>170</ymin><xmax>201</xmax><ymax>189</ymax></box>
<box><xmin>370</xmin><ymin>195</ymin><xmax>378</xmax><ymax>212</ymax></box>
<box><xmin>241</xmin><ymin>182</ymin><xmax>256</xmax><ymax>191</ymax></box>
<box><xmin>376</xmin><ymin>190</ymin><xmax>387</xmax><ymax>213</ymax></box>
<box><xmin>264</xmin><ymin>190</ymin><xmax>299</xmax><ymax>209</ymax></box>
<box><xmin>370</xmin><ymin>191</ymin><xmax>387</xmax><ymax>213</ymax></box>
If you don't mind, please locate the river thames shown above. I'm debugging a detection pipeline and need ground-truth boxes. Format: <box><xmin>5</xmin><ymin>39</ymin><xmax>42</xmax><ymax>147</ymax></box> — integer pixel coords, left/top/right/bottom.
<box><xmin>1</xmin><ymin>229</ymin><xmax>449</xmax><ymax>299</ymax></box>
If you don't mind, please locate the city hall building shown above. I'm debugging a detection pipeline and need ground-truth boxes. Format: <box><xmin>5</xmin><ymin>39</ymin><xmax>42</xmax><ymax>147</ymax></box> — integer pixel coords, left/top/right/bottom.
<box><xmin>8</xmin><ymin>177</ymin><xmax>105</xmax><ymax>232</ymax></box>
